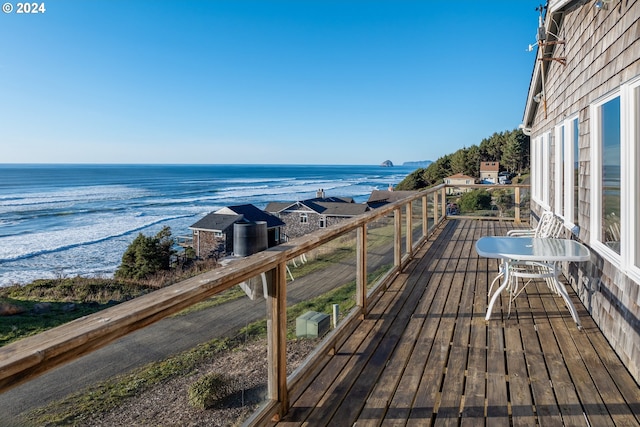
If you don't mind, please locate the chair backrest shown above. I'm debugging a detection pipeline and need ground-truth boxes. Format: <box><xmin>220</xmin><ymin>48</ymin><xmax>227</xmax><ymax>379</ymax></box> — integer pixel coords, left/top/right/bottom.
<box><xmin>535</xmin><ymin>211</ymin><xmax>565</xmax><ymax>238</ymax></box>
<box><xmin>533</xmin><ymin>211</ymin><xmax>557</xmax><ymax>238</ymax></box>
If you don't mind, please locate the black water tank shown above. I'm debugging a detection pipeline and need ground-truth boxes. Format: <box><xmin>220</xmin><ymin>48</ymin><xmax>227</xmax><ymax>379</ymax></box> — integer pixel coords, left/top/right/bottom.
<box><xmin>234</xmin><ymin>221</ymin><xmax>268</xmax><ymax>256</ymax></box>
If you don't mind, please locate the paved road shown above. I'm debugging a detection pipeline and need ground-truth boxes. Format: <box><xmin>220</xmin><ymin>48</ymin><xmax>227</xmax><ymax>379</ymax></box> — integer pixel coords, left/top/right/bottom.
<box><xmin>0</xmin><ymin>242</ymin><xmax>395</xmax><ymax>424</ymax></box>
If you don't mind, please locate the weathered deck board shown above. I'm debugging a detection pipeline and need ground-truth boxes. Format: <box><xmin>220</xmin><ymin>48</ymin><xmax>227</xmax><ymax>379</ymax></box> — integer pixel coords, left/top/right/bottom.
<box><xmin>277</xmin><ymin>219</ymin><xmax>640</xmax><ymax>426</ymax></box>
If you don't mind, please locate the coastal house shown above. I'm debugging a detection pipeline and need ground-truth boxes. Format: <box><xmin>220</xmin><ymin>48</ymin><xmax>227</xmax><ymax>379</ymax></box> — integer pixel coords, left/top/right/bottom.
<box><xmin>265</xmin><ymin>189</ymin><xmax>369</xmax><ymax>240</ymax></box>
<box><xmin>522</xmin><ymin>0</ymin><xmax>640</xmax><ymax>381</ymax></box>
<box><xmin>443</xmin><ymin>173</ymin><xmax>475</xmax><ymax>195</ymax></box>
<box><xmin>366</xmin><ymin>189</ymin><xmax>419</xmax><ymax>209</ymax></box>
<box><xmin>189</xmin><ymin>204</ymin><xmax>284</xmax><ymax>258</ymax></box>
<box><xmin>479</xmin><ymin>161</ymin><xmax>499</xmax><ymax>183</ymax></box>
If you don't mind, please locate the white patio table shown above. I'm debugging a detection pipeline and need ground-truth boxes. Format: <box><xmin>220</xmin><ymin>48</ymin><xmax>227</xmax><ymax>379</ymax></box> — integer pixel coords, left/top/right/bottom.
<box><xmin>475</xmin><ymin>236</ymin><xmax>590</xmax><ymax>328</ymax></box>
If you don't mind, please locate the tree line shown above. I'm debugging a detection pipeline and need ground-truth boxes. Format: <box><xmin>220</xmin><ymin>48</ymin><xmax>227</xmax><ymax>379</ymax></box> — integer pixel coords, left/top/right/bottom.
<box><xmin>396</xmin><ymin>128</ymin><xmax>529</xmax><ymax>190</ymax></box>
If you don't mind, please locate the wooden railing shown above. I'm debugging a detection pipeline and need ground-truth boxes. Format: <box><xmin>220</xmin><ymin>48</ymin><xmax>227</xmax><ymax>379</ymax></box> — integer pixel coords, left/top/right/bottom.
<box><xmin>0</xmin><ymin>183</ymin><xmax>528</xmax><ymax>424</ymax></box>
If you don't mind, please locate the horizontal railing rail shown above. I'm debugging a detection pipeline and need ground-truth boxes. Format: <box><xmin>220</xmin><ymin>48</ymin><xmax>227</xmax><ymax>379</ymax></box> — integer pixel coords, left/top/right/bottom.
<box><xmin>0</xmin><ymin>183</ymin><xmax>529</xmax><ymax>424</ymax></box>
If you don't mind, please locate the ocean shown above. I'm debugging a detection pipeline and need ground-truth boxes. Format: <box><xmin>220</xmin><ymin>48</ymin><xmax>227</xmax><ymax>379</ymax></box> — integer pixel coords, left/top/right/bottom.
<box><xmin>0</xmin><ymin>164</ymin><xmax>413</xmax><ymax>286</ymax></box>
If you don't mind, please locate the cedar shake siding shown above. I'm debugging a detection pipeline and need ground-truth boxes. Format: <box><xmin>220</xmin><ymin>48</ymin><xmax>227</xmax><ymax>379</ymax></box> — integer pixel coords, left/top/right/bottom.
<box><xmin>523</xmin><ymin>0</ymin><xmax>640</xmax><ymax>381</ymax></box>
<box><xmin>265</xmin><ymin>197</ymin><xmax>370</xmax><ymax>240</ymax></box>
<box><xmin>189</xmin><ymin>204</ymin><xmax>284</xmax><ymax>258</ymax></box>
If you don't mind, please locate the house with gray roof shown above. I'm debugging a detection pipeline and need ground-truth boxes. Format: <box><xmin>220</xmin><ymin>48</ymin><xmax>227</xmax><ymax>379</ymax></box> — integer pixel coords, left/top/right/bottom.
<box><xmin>366</xmin><ymin>190</ymin><xmax>419</xmax><ymax>209</ymax></box>
<box><xmin>189</xmin><ymin>204</ymin><xmax>284</xmax><ymax>258</ymax></box>
<box><xmin>265</xmin><ymin>190</ymin><xmax>369</xmax><ymax>240</ymax></box>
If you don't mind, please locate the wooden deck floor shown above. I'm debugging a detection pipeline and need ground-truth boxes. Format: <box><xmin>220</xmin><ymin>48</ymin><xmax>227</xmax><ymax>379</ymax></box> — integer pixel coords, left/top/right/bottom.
<box><xmin>277</xmin><ymin>219</ymin><xmax>640</xmax><ymax>426</ymax></box>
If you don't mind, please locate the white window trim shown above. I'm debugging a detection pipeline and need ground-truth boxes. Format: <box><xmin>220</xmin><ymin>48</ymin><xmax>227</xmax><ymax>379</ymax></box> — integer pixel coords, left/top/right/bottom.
<box><xmin>532</xmin><ymin>132</ymin><xmax>552</xmax><ymax>210</ymax></box>
<box><xmin>554</xmin><ymin>124</ymin><xmax>564</xmax><ymax>217</ymax></box>
<box><xmin>590</xmin><ymin>90</ymin><xmax>622</xmax><ymax>268</ymax></box>
<box><xmin>532</xmin><ymin>135</ymin><xmax>541</xmax><ymax>204</ymax></box>
<box><xmin>588</xmin><ymin>77</ymin><xmax>640</xmax><ymax>283</ymax></box>
<box><xmin>559</xmin><ymin>114</ymin><xmax>579</xmax><ymax>231</ymax></box>
<box><xmin>624</xmin><ymin>77</ymin><xmax>640</xmax><ymax>281</ymax></box>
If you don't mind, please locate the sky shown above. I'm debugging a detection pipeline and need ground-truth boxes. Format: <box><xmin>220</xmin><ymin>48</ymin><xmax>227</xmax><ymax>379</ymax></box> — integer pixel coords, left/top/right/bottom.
<box><xmin>1</xmin><ymin>0</ymin><xmax>542</xmax><ymax>165</ymax></box>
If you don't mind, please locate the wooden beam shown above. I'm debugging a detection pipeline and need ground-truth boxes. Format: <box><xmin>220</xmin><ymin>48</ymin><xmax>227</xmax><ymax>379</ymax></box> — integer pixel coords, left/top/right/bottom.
<box><xmin>422</xmin><ymin>195</ymin><xmax>428</xmax><ymax>239</ymax></box>
<box><xmin>515</xmin><ymin>186</ymin><xmax>521</xmax><ymax>224</ymax></box>
<box><xmin>266</xmin><ymin>264</ymin><xmax>288</xmax><ymax>419</ymax></box>
<box><xmin>394</xmin><ymin>208</ymin><xmax>402</xmax><ymax>268</ymax></box>
<box><xmin>405</xmin><ymin>202</ymin><xmax>413</xmax><ymax>257</ymax></box>
<box><xmin>356</xmin><ymin>225</ymin><xmax>368</xmax><ymax>314</ymax></box>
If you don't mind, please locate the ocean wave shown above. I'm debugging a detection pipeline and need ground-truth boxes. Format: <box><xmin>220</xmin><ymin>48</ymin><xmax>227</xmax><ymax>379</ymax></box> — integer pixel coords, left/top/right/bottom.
<box><xmin>180</xmin><ymin>177</ymin><xmax>294</xmax><ymax>185</ymax></box>
<box><xmin>0</xmin><ymin>185</ymin><xmax>152</xmax><ymax>209</ymax></box>
<box><xmin>0</xmin><ymin>213</ymin><xmax>192</xmax><ymax>263</ymax></box>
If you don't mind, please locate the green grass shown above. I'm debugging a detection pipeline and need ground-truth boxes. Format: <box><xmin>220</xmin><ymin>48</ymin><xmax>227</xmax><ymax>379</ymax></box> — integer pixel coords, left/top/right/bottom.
<box><xmin>0</xmin><ymin>278</ymin><xmax>151</xmax><ymax>347</ymax></box>
<box><xmin>171</xmin><ymin>285</ymin><xmax>248</xmax><ymax>317</ymax></box>
<box><xmin>24</xmin><ymin>264</ymin><xmax>392</xmax><ymax>426</ymax></box>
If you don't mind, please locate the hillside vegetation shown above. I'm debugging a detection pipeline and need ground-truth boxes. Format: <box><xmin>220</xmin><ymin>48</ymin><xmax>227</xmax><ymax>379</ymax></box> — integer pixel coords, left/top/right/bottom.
<box><xmin>396</xmin><ymin>128</ymin><xmax>529</xmax><ymax>190</ymax></box>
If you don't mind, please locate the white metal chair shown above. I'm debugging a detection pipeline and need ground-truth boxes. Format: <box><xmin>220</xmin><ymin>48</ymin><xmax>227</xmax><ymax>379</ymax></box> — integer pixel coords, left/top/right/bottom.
<box><xmin>506</xmin><ymin>210</ymin><xmax>557</xmax><ymax>237</ymax></box>
<box><xmin>489</xmin><ymin>212</ymin><xmax>568</xmax><ymax>318</ymax></box>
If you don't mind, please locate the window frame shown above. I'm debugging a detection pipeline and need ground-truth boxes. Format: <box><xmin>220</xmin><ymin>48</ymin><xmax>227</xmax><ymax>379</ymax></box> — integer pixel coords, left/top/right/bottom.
<box><xmin>532</xmin><ymin>132</ymin><xmax>551</xmax><ymax>210</ymax></box>
<box><xmin>555</xmin><ymin>114</ymin><xmax>580</xmax><ymax>233</ymax></box>
<box><xmin>588</xmin><ymin>77</ymin><xmax>640</xmax><ymax>283</ymax></box>
<box><xmin>589</xmin><ymin>88</ymin><xmax>626</xmax><ymax>269</ymax></box>
<box><xmin>624</xmin><ymin>77</ymin><xmax>640</xmax><ymax>280</ymax></box>
<box><xmin>554</xmin><ymin>123</ymin><xmax>565</xmax><ymax>218</ymax></box>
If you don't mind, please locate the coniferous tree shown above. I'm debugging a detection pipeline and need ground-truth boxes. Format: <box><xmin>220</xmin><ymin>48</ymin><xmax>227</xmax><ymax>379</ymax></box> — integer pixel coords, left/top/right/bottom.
<box><xmin>450</xmin><ymin>148</ymin><xmax>468</xmax><ymax>175</ymax></box>
<box><xmin>465</xmin><ymin>145</ymin><xmax>482</xmax><ymax>177</ymax></box>
<box><xmin>116</xmin><ymin>226</ymin><xmax>175</xmax><ymax>280</ymax></box>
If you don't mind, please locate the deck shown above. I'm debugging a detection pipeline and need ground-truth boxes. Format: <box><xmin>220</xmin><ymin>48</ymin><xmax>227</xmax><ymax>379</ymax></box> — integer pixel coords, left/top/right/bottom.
<box><xmin>276</xmin><ymin>219</ymin><xmax>640</xmax><ymax>426</ymax></box>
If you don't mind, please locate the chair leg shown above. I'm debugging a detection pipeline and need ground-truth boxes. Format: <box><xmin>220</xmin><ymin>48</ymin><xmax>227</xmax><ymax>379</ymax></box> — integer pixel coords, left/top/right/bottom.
<box><xmin>488</xmin><ymin>271</ymin><xmax>503</xmax><ymax>297</ymax></box>
<box><xmin>507</xmin><ymin>276</ymin><xmax>517</xmax><ymax>318</ymax></box>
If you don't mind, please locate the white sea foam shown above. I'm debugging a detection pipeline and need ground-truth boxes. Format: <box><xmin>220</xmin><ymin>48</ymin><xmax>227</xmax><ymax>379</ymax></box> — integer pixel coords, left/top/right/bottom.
<box><xmin>0</xmin><ymin>185</ymin><xmax>152</xmax><ymax>214</ymax></box>
<box><xmin>0</xmin><ymin>212</ymin><xmax>189</xmax><ymax>262</ymax></box>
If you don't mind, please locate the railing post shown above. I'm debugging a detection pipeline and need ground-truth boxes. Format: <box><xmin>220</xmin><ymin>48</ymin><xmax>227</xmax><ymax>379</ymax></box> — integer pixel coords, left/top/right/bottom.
<box><xmin>266</xmin><ymin>264</ymin><xmax>288</xmax><ymax>419</ymax></box>
<box><xmin>433</xmin><ymin>192</ymin><xmax>439</xmax><ymax>225</ymax></box>
<box><xmin>422</xmin><ymin>195</ymin><xmax>428</xmax><ymax>238</ymax></box>
<box><xmin>405</xmin><ymin>202</ymin><xmax>413</xmax><ymax>256</ymax></box>
<box><xmin>514</xmin><ymin>186</ymin><xmax>521</xmax><ymax>224</ymax></box>
<box><xmin>440</xmin><ymin>187</ymin><xmax>447</xmax><ymax>220</ymax></box>
<box><xmin>356</xmin><ymin>225</ymin><xmax>367</xmax><ymax>315</ymax></box>
<box><xmin>394</xmin><ymin>207</ymin><xmax>401</xmax><ymax>268</ymax></box>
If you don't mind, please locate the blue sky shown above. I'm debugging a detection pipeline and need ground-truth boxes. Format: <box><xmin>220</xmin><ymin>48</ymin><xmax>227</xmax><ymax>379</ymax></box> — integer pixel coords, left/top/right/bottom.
<box><xmin>1</xmin><ymin>1</ymin><xmax>541</xmax><ymax>165</ymax></box>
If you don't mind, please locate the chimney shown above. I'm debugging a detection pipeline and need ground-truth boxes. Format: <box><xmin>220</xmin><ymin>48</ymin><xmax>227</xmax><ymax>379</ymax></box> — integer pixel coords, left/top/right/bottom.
<box><xmin>316</xmin><ymin>188</ymin><xmax>325</xmax><ymax>198</ymax></box>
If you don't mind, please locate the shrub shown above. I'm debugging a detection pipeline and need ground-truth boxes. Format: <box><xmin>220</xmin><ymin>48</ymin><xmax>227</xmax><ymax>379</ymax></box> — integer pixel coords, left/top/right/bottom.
<box><xmin>188</xmin><ymin>372</ymin><xmax>237</xmax><ymax>409</ymax></box>
<box><xmin>115</xmin><ymin>227</ymin><xmax>175</xmax><ymax>281</ymax></box>
<box><xmin>459</xmin><ymin>189</ymin><xmax>492</xmax><ymax>212</ymax></box>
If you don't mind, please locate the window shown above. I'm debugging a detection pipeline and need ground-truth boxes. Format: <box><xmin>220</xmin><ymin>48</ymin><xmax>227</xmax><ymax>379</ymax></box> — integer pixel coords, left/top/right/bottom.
<box><xmin>299</xmin><ymin>212</ymin><xmax>308</xmax><ymax>224</ymax></box>
<box><xmin>594</xmin><ymin>96</ymin><xmax>621</xmax><ymax>254</ymax></box>
<box><xmin>555</xmin><ymin>124</ymin><xmax>565</xmax><ymax>217</ymax></box>
<box><xmin>582</xmin><ymin>76</ymin><xmax>640</xmax><ymax>281</ymax></box>
<box><xmin>532</xmin><ymin>132</ymin><xmax>551</xmax><ymax>209</ymax></box>
<box><xmin>631</xmin><ymin>81</ymin><xmax>640</xmax><ymax>270</ymax></box>
<box><xmin>319</xmin><ymin>217</ymin><xmax>326</xmax><ymax>228</ymax></box>
<box><xmin>555</xmin><ymin>115</ymin><xmax>580</xmax><ymax>232</ymax></box>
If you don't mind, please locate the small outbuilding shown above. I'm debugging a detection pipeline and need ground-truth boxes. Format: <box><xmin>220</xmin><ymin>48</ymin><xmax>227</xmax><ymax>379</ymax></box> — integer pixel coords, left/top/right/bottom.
<box><xmin>189</xmin><ymin>204</ymin><xmax>284</xmax><ymax>259</ymax></box>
